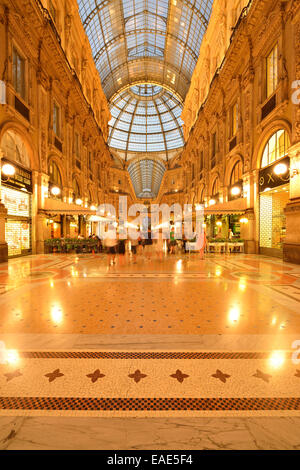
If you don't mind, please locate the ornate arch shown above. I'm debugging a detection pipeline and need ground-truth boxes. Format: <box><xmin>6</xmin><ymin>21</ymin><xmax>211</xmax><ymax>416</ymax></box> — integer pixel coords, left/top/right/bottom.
<box><xmin>72</xmin><ymin>174</ymin><xmax>82</xmax><ymax>197</ymax></box>
<box><xmin>224</xmin><ymin>154</ymin><xmax>244</xmax><ymax>187</ymax></box>
<box><xmin>47</xmin><ymin>155</ymin><xmax>65</xmax><ymax>187</ymax></box>
<box><xmin>209</xmin><ymin>171</ymin><xmax>220</xmax><ymax>196</ymax></box>
<box><xmin>0</xmin><ymin>121</ymin><xmax>39</xmax><ymax>170</ymax></box>
<box><xmin>197</xmin><ymin>183</ymin><xmax>206</xmax><ymax>203</ymax></box>
<box><xmin>253</xmin><ymin>119</ymin><xmax>292</xmax><ymax>170</ymax></box>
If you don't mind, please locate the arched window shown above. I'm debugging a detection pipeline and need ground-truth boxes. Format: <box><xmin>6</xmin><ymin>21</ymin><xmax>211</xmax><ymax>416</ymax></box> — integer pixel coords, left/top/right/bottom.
<box><xmin>212</xmin><ymin>177</ymin><xmax>220</xmax><ymax>196</ymax></box>
<box><xmin>199</xmin><ymin>187</ymin><xmax>205</xmax><ymax>203</ymax></box>
<box><xmin>88</xmin><ymin>189</ymin><xmax>93</xmax><ymax>205</ymax></box>
<box><xmin>261</xmin><ymin>130</ymin><xmax>290</xmax><ymax>168</ymax></box>
<box><xmin>230</xmin><ymin>160</ymin><xmax>243</xmax><ymax>186</ymax></box>
<box><xmin>1</xmin><ymin>129</ymin><xmax>31</xmax><ymax>168</ymax></box>
<box><xmin>48</xmin><ymin>161</ymin><xmax>62</xmax><ymax>187</ymax></box>
<box><xmin>72</xmin><ymin>178</ymin><xmax>81</xmax><ymax>198</ymax></box>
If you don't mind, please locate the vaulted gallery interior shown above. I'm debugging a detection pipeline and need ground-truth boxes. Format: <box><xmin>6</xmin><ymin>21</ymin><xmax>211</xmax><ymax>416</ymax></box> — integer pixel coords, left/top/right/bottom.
<box><xmin>0</xmin><ymin>0</ymin><xmax>300</xmax><ymax>452</ymax></box>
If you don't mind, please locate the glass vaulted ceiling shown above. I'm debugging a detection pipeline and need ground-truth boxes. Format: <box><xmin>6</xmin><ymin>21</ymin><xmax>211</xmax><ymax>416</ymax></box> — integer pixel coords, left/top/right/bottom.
<box><xmin>77</xmin><ymin>0</ymin><xmax>213</xmax><ymax>196</ymax></box>
<box><xmin>109</xmin><ymin>84</ymin><xmax>184</xmax><ymax>153</ymax></box>
<box><xmin>77</xmin><ymin>0</ymin><xmax>213</xmax><ymax>100</ymax></box>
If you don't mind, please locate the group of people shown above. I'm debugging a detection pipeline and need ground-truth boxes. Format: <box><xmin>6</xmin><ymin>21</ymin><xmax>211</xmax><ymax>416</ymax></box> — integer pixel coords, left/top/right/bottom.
<box><xmin>102</xmin><ymin>224</ymin><xmax>207</xmax><ymax>266</ymax></box>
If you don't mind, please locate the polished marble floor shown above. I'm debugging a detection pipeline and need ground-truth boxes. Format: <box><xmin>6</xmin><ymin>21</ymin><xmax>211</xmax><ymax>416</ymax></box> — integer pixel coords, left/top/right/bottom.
<box><xmin>1</xmin><ymin>252</ymin><xmax>300</xmax><ymax>449</ymax></box>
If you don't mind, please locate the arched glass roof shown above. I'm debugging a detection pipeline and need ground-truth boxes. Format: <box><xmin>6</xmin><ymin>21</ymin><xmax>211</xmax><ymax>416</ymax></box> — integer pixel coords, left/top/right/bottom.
<box><xmin>128</xmin><ymin>158</ymin><xmax>166</xmax><ymax>198</ymax></box>
<box><xmin>108</xmin><ymin>84</ymin><xmax>184</xmax><ymax>157</ymax></box>
<box><xmin>77</xmin><ymin>0</ymin><xmax>213</xmax><ymax>100</ymax></box>
<box><xmin>77</xmin><ymin>0</ymin><xmax>213</xmax><ymax>197</ymax></box>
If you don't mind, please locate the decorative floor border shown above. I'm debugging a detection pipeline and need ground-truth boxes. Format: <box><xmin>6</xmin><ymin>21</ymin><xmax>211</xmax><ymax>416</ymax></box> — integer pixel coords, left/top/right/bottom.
<box><xmin>0</xmin><ymin>397</ymin><xmax>299</xmax><ymax>411</ymax></box>
<box><xmin>19</xmin><ymin>351</ymin><xmax>275</xmax><ymax>359</ymax></box>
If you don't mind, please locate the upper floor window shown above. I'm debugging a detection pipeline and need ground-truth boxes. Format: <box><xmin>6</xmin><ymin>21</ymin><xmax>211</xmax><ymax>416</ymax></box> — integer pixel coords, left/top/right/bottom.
<box><xmin>72</xmin><ymin>178</ymin><xmax>81</xmax><ymax>199</ymax></box>
<box><xmin>192</xmin><ymin>163</ymin><xmax>195</xmax><ymax>181</ymax></box>
<box><xmin>261</xmin><ymin>129</ymin><xmax>290</xmax><ymax>168</ymax></box>
<box><xmin>230</xmin><ymin>160</ymin><xmax>243</xmax><ymax>186</ymax></box>
<box><xmin>212</xmin><ymin>132</ymin><xmax>217</xmax><ymax>156</ymax></box>
<box><xmin>48</xmin><ymin>160</ymin><xmax>62</xmax><ymax>186</ymax></box>
<box><xmin>12</xmin><ymin>47</ymin><xmax>25</xmax><ymax>100</ymax></box>
<box><xmin>88</xmin><ymin>151</ymin><xmax>92</xmax><ymax>171</ymax></box>
<box><xmin>74</xmin><ymin>134</ymin><xmax>81</xmax><ymax>169</ymax></box>
<box><xmin>266</xmin><ymin>44</ymin><xmax>278</xmax><ymax>99</ymax></box>
<box><xmin>199</xmin><ymin>188</ymin><xmax>205</xmax><ymax>203</ymax></box>
<box><xmin>230</xmin><ymin>102</ymin><xmax>238</xmax><ymax>137</ymax></box>
<box><xmin>211</xmin><ymin>133</ymin><xmax>217</xmax><ymax>169</ymax></box>
<box><xmin>212</xmin><ymin>177</ymin><xmax>220</xmax><ymax>197</ymax></box>
<box><xmin>53</xmin><ymin>102</ymin><xmax>60</xmax><ymax>137</ymax></box>
<box><xmin>199</xmin><ymin>151</ymin><xmax>204</xmax><ymax>173</ymax></box>
<box><xmin>49</xmin><ymin>0</ymin><xmax>56</xmax><ymax>22</ymax></box>
<box><xmin>48</xmin><ymin>160</ymin><xmax>62</xmax><ymax>198</ymax></box>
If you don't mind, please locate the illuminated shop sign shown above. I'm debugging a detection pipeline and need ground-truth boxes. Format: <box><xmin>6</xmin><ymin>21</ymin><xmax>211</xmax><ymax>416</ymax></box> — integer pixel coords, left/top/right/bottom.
<box><xmin>259</xmin><ymin>157</ymin><xmax>290</xmax><ymax>193</ymax></box>
<box><xmin>2</xmin><ymin>158</ymin><xmax>32</xmax><ymax>192</ymax></box>
<box><xmin>2</xmin><ymin>186</ymin><xmax>30</xmax><ymax>217</ymax></box>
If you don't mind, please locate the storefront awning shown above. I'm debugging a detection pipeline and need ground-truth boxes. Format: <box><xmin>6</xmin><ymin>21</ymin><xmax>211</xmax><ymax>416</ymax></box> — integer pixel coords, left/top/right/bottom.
<box><xmin>204</xmin><ymin>198</ymin><xmax>247</xmax><ymax>215</ymax></box>
<box><xmin>40</xmin><ymin>198</ymin><xmax>96</xmax><ymax>216</ymax></box>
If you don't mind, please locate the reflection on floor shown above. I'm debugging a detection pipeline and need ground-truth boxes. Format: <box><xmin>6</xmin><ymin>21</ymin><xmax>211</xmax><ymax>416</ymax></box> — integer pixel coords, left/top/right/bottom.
<box><xmin>1</xmin><ymin>253</ymin><xmax>300</xmax><ymax>449</ymax></box>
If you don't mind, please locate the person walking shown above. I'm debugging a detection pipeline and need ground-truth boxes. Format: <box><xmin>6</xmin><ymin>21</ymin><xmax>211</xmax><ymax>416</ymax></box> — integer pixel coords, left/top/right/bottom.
<box><xmin>155</xmin><ymin>230</ymin><xmax>164</xmax><ymax>261</ymax></box>
<box><xmin>198</xmin><ymin>230</ymin><xmax>207</xmax><ymax>260</ymax></box>
<box><xmin>130</xmin><ymin>235</ymin><xmax>139</xmax><ymax>263</ymax></box>
<box><xmin>104</xmin><ymin>224</ymin><xmax>118</xmax><ymax>266</ymax></box>
<box><xmin>169</xmin><ymin>224</ymin><xmax>176</xmax><ymax>254</ymax></box>
<box><xmin>143</xmin><ymin>227</ymin><xmax>153</xmax><ymax>261</ymax></box>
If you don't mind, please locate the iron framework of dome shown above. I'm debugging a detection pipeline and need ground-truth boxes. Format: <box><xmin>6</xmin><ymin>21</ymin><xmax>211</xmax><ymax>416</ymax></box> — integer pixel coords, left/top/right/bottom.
<box><xmin>128</xmin><ymin>158</ymin><xmax>166</xmax><ymax>198</ymax></box>
<box><xmin>77</xmin><ymin>0</ymin><xmax>213</xmax><ymax>100</ymax></box>
<box><xmin>108</xmin><ymin>84</ymin><xmax>184</xmax><ymax>157</ymax></box>
<box><xmin>77</xmin><ymin>0</ymin><xmax>213</xmax><ymax>197</ymax></box>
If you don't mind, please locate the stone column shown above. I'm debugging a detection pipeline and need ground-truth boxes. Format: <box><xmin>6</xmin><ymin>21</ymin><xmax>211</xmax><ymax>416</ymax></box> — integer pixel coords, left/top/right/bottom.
<box><xmin>241</xmin><ymin>171</ymin><xmax>257</xmax><ymax>254</ymax></box>
<box><xmin>61</xmin><ymin>215</ymin><xmax>67</xmax><ymax>238</ymax></box>
<box><xmin>240</xmin><ymin>209</ymin><xmax>256</xmax><ymax>254</ymax></box>
<box><xmin>283</xmin><ymin>143</ymin><xmax>300</xmax><ymax>264</ymax></box>
<box><xmin>0</xmin><ymin>148</ymin><xmax>8</xmax><ymax>262</ymax></box>
<box><xmin>36</xmin><ymin>213</ymin><xmax>47</xmax><ymax>254</ymax></box>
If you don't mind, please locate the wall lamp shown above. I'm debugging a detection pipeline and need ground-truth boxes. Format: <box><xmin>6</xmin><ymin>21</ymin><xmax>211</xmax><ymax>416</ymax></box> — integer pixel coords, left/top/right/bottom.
<box><xmin>50</xmin><ymin>186</ymin><xmax>61</xmax><ymax>196</ymax></box>
<box><xmin>231</xmin><ymin>186</ymin><xmax>241</xmax><ymax>196</ymax></box>
<box><xmin>273</xmin><ymin>163</ymin><xmax>288</xmax><ymax>176</ymax></box>
<box><xmin>1</xmin><ymin>163</ymin><xmax>16</xmax><ymax>181</ymax></box>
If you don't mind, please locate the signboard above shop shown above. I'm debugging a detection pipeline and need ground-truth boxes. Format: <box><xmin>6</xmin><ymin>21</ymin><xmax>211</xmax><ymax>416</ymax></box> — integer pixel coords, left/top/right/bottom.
<box><xmin>259</xmin><ymin>156</ymin><xmax>290</xmax><ymax>193</ymax></box>
<box><xmin>1</xmin><ymin>158</ymin><xmax>32</xmax><ymax>193</ymax></box>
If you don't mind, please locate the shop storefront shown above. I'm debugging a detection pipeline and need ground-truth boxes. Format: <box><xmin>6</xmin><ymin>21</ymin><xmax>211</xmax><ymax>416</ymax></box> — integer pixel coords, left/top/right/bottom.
<box><xmin>47</xmin><ymin>215</ymin><xmax>62</xmax><ymax>238</ymax></box>
<box><xmin>1</xmin><ymin>160</ymin><xmax>32</xmax><ymax>258</ymax></box>
<box><xmin>259</xmin><ymin>157</ymin><xmax>290</xmax><ymax>257</ymax></box>
<box><xmin>258</xmin><ymin>129</ymin><xmax>290</xmax><ymax>258</ymax></box>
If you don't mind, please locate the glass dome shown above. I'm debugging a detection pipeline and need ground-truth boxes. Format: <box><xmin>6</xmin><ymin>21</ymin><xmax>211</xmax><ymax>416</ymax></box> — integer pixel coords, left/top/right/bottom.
<box><xmin>108</xmin><ymin>84</ymin><xmax>184</xmax><ymax>158</ymax></box>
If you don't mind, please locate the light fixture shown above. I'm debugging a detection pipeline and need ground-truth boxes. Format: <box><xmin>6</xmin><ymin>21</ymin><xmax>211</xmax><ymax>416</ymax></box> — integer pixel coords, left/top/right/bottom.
<box><xmin>75</xmin><ymin>198</ymin><xmax>83</xmax><ymax>205</ymax></box>
<box><xmin>209</xmin><ymin>199</ymin><xmax>216</xmax><ymax>206</ymax></box>
<box><xmin>239</xmin><ymin>217</ymin><xmax>249</xmax><ymax>224</ymax></box>
<box><xmin>231</xmin><ymin>186</ymin><xmax>241</xmax><ymax>196</ymax></box>
<box><xmin>51</xmin><ymin>186</ymin><xmax>61</xmax><ymax>196</ymax></box>
<box><xmin>90</xmin><ymin>205</ymin><xmax>97</xmax><ymax>211</ymax></box>
<box><xmin>274</xmin><ymin>163</ymin><xmax>288</xmax><ymax>176</ymax></box>
<box><xmin>216</xmin><ymin>221</ymin><xmax>222</xmax><ymax>227</ymax></box>
<box><xmin>2</xmin><ymin>163</ymin><xmax>15</xmax><ymax>176</ymax></box>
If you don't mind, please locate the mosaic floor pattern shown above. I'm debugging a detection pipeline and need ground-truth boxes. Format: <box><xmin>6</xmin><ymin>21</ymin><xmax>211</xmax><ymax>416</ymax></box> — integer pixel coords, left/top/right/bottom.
<box><xmin>0</xmin><ymin>253</ymin><xmax>300</xmax><ymax>448</ymax></box>
<box><xmin>1</xmin><ymin>349</ymin><xmax>300</xmax><ymax>416</ymax></box>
